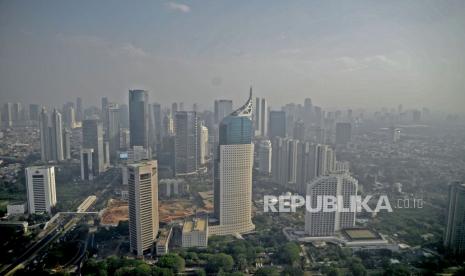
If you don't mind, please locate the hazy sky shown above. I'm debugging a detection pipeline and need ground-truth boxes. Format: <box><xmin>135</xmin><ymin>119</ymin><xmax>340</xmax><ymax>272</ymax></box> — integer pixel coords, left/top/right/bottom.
<box><xmin>1</xmin><ymin>0</ymin><xmax>464</xmax><ymax>112</ymax></box>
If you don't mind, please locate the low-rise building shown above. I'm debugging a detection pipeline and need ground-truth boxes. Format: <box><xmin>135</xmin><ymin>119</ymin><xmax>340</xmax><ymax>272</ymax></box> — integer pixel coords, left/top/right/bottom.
<box><xmin>182</xmin><ymin>217</ymin><xmax>208</xmax><ymax>248</ymax></box>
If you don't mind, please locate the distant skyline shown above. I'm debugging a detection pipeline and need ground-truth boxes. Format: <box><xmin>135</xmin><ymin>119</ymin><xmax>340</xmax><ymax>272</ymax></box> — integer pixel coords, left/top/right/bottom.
<box><xmin>1</xmin><ymin>0</ymin><xmax>464</xmax><ymax>113</ymax></box>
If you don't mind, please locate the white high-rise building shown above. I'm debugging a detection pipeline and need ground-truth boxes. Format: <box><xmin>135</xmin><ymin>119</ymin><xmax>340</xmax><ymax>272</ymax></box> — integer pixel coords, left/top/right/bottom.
<box><xmin>258</xmin><ymin>139</ymin><xmax>272</xmax><ymax>175</ymax></box>
<box><xmin>26</xmin><ymin>166</ymin><xmax>57</xmax><ymax>214</ymax></box>
<box><xmin>305</xmin><ymin>172</ymin><xmax>357</xmax><ymax>237</ymax></box>
<box><xmin>199</xmin><ymin>123</ymin><xmax>209</xmax><ymax>165</ymax></box>
<box><xmin>211</xmin><ymin>91</ymin><xmax>255</xmax><ymax>236</ymax></box>
<box><xmin>128</xmin><ymin>160</ymin><xmax>159</xmax><ymax>256</ymax></box>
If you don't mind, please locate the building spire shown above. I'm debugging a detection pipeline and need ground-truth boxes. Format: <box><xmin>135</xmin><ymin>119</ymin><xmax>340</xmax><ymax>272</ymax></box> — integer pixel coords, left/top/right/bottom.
<box><xmin>231</xmin><ymin>87</ymin><xmax>253</xmax><ymax>117</ymax></box>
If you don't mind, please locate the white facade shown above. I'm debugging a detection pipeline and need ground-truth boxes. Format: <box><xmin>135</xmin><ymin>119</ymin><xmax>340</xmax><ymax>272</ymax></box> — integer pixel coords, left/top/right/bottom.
<box><xmin>7</xmin><ymin>203</ymin><xmax>26</xmax><ymax>215</ymax></box>
<box><xmin>305</xmin><ymin>172</ymin><xmax>358</xmax><ymax>237</ymax></box>
<box><xmin>210</xmin><ymin>144</ymin><xmax>255</xmax><ymax>236</ymax></box>
<box><xmin>127</xmin><ymin>160</ymin><xmax>159</xmax><ymax>256</ymax></box>
<box><xmin>26</xmin><ymin>166</ymin><xmax>57</xmax><ymax>214</ymax></box>
<box><xmin>199</xmin><ymin>124</ymin><xmax>209</xmax><ymax>165</ymax></box>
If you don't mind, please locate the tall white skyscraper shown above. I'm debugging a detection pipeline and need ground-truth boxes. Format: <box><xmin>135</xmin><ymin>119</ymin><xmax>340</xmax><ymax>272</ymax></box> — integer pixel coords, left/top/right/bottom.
<box><xmin>211</xmin><ymin>91</ymin><xmax>255</xmax><ymax>236</ymax></box>
<box><xmin>199</xmin><ymin>123</ymin><xmax>209</xmax><ymax>165</ymax></box>
<box><xmin>128</xmin><ymin>160</ymin><xmax>159</xmax><ymax>256</ymax></box>
<box><xmin>26</xmin><ymin>166</ymin><xmax>57</xmax><ymax>214</ymax></box>
<box><xmin>305</xmin><ymin>172</ymin><xmax>357</xmax><ymax>237</ymax></box>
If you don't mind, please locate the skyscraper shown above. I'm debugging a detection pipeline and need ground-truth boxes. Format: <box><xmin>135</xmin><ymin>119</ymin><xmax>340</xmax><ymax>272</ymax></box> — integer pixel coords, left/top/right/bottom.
<box><xmin>76</xmin><ymin>97</ymin><xmax>83</xmax><ymax>122</ymax></box>
<box><xmin>174</xmin><ymin>111</ymin><xmax>199</xmax><ymax>175</ymax></box>
<box><xmin>29</xmin><ymin>104</ymin><xmax>41</xmax><ymax>123</ymax></box>
<box><xmin>254</xmin><ymin>97</ymin><xmax>268</xmax><ymax>137</ymax></box>
<box><xmin>62</xmin><ymin>128</ymin><xmax>71</xmax><ymax>159</ymax></box>
<box><xmin>51</xmin><ymin>109</ymin><xmax>64</xmax><ymax>161</ymax></box>
<box><xmin>269</xmin><ymin>110</ymin><xmax>286</xmax><ymax>138</ymax></box>
<box><xmin>82</xmin><ymin>119</ymin><xmax>105</xmax><ymax>174</ymax></box>
<box><xmin>129</xmin><ymin>90</ymin><xmax>149</xmax><ymax>150</ymax></box>
<box><xmin>107</xmin><ymin>104</ymin><xmax>121</xmax><ymax>163</ymax></box>
<box><xmin>211</xmin><ymin>91</ymin><xmax>255</xmax><ymax>236</ymax></box>
<box><xmin>199</xmin><ymin>122</ymin><xmax>209</xmax><ymax>166</ymax></box>
<box><xmin>214</xmin><ymin>99</ymin><xmax>233</xmax><ymax>124</ymax></box>
<box><xmin>26</xmin><ymin>166</ymin><xmax>57</xmax><ymax>214</ymax></box>
<box><xmin>2</xmin><ymin>103</ymin><xmax>13</xmax><ymax>127</ymax></box>
<box><xmin>128</xmin><ymin>160</ymin><xmax>159</xmax><ymax>256</ymax></box>
<box><xmin>63</xmin><ymin>102</ymin><xmax>76</xmax><ymax>128</ymax></box>
<box><xmin>150</xmin><ymin>103</ymin><xmax>162</xmax><ymax>150</ymax></box>
<box><xmin>258</xmin><ymin>139</ymin><xmax>272</xmax><ymax>175</ymax></box>
<box><xmin>305</xmin><ymin>172</ymin><xmax>357</xmax><ymax>237</ymax></box>
<box><xmin>444</xmin><ymin>182</ymin><xmax>465</xmax><ymax>256</ymax></box>
<box><xmin>40</xmin><ymin>108</ymin><xmax>64</xmax><ymax>162</ymax></box>
<box><xmin>335</xmin><ymin>122</ymin><xmax>352</xmax><ymax>145</ymax></box>
<box><xmin>271</xmin><ymin>137</ymin><xmax>298</xmax><ymax>187</ymax></box>
<box><xmin>80</xmin><ymin>148</ymin><xmax>94</xmax><ymax>181</ymax></box>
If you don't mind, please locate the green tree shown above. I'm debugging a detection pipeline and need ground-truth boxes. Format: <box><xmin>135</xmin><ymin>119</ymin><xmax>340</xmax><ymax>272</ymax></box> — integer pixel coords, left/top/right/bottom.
<box><xmin>281</xmin><ymin>266</ymin><xmax>304</xmax><ymax>276</ymax></box>
<box><xmin>205</xmin><ymin>253</ymin><xmax>234</xmax><ymax>274</ymax></box>
<box><xmin>158</xmin><ymin>253</ymin><xmax>185</xmax><ymax>273</ymax></box>
<box><xmin>255</xmin><ymin>267</ymin><xmax>279</xmax><ymax>276</ymax></box>
<box><xmin>151</xmin><ymin>266</ymin><xmax>174</xmax><ymax>276</ymax></box>
<box><xmin>278</xmin><ymin>242</ymin><xmax>301</xmax><ymax>265</ymax></box>
<box><xmin>383</xmin><ymin>264</ymin><xmax>411</xmax><ymax>276</ymax></box>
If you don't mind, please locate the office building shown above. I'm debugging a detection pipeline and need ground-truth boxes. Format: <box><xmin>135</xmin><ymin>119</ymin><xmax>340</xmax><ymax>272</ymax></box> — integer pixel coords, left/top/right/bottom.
<box><xmin>182</xmin><ymin>217</ymin><xmax>208</xmax><ymax>248</ymax></box>
<box><xmin>29</xmin><ymin>104</ymin><xmax>41</xmax><ymax>123</ymax></box>
<box><xmin>258</xmin><ymin>139</ymin><xmax>272</xmax><ymax>175</ymax></box>
<box><xmin>128</xmin><ymin>160</ymin><xmax>159</xmax><ymax>256</ymax></box>
<box><xmin>269</xmin><ymin>110</ymin><xmax>286</xmax><ymax>138</ymax></box>
<box><xmin>129</xmin><ymin>90</ymin><xmax>149</xmax><ymax>150</ymax></box>
<box><xmin>335</xmin><ymin>122</ymin><xmax>352</xmax><ymax>145</ymax></box>
<box><xmin>80</xmin><ymin>148</ymin><xmax>94</xmax><ymax>181</ymax></box>
<box><xmin>214</xmin><ymin>99</ymin><xmax>233</xmax><ymax>124</ymax></box>
<box><xmin>76</xmin><ymin>97</ymin><xmax>83</xmax><ymax>122</ymax></box>
<box><xmin>2</xmin><ymin>103</ymin><xmax>13</xmax><ymax>127</ymax></box>
<box><xmin>293</xmin><ymin>120</ymin><xmax>305</xmax><ymax>141</ymax></box>
<box><xmin>26</xmin><ymin>166</ymin><xmax>57</xmax><ymax>214</ymax></box>
<box><xmin>211</xmin><ymin>91</ymin><xmax>255</xmax><ymax>236</ymax></box>
<box><xmin>174</xmin><ymin>111</ymin><xmax>199</xmax><ymax>175</ymax></box>
<box><xmin>63</xmin><ymin>102</ymin><xmax>76</xmax><ymax>128</ymax></box>
<box><xmin>271</xmin><ymin>137</ymin><xmax>298</xmax><ymax>187</ymax></box>
<box><xmin>107</xmin><ymin>104</ymin><xmax>121</xmax><ymax>162</ymax></box>
<box><xmin>62</xmin><ymin>128</ymin><xmax>71</xmax><ymax>159</ymax></box>
<box><xmin>82</xmin><ymin>119</ymin><xmax>105</xmax><ymax>174</ymax></box>
<box><xmin>444</xmin><ymin>182</ymin><xmax>465</xmax><ymax>256</ymax></box>
<box><xmin>254</xmin><ymin>97</ymin><xmax>268</xmax><ymax>137</ymax></box>
<box><xmin>149</xmin><ymin>103</ymin><xmax>162</xmax><ymax>150</ymax></box>
<box><xmin>199</xmin><ymin>122</ymin><xmax>209</xmax><ymax>165</ymax></box>
<box><xmin>305</xmin><ymin>172</ymin><xmax>358</xmax><ymax>237</ymax></box>
<box><xmin>40</xmin><ymin>108</ymin><xmax>64</xmax><ymax>162</ymax></box>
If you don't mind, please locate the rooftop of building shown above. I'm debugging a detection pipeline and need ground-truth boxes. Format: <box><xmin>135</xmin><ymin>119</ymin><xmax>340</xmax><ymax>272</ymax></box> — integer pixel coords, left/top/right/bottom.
<box><xmin>342</xmin><ymin>228</ymin><xmax>382</xmax><ymax>241</ymax></box>
<box><xmin>183</xmin><ymin>218</ymin><xmax>207</xmax><ymax>233</ymax></box>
